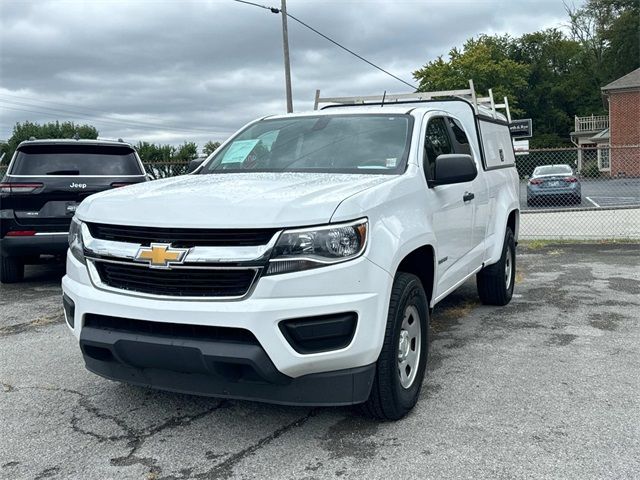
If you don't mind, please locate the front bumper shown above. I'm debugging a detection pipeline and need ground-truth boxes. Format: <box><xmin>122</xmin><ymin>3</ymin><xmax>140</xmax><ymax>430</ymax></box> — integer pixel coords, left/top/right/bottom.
<box><xmin>0</xmin><ymin>233</ymin><xmax>68</xmax><ymax>257</ymax></box>
<box><xmin>81</xmin><ymin>329</ymin><xmax>375</xmax><ymax>406</ymax></box>
<box><xmin>62</xmin><ymin>252</ymin><xmax>392</xmax><ymax>404</ymax></box>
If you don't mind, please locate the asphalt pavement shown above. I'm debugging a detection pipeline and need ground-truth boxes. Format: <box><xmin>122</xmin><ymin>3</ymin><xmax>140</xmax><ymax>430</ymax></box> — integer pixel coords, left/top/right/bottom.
<box><xmin>1</xmin><ymin>244</ymin><xmax>639</xmax><ymax>480</ymax></box>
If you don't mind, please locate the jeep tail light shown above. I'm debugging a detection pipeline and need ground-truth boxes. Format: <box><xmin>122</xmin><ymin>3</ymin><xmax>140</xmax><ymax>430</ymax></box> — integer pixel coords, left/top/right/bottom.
<box><xmin>0</xmin><ymin>182</ymin><xmax>43</xmax><ymax>194</ymax></box>
<box><xmin>529</xmin><ymin>178</ymin><xmax>543</xmax><ymax>185</ymax></box>
<box><xmin>6</xmin><ymin>230</ymin><xmax>37</xmax><ymax>237</ymax></box>
<box><xmin>110</xmin><ymin>182</ymin><xmax>135</xmax><ymax>188</ymax></box>
<box><xmin>564</xmin><ymin>176</ymin><xmax>578</xmax><ymax>183</ymax></box>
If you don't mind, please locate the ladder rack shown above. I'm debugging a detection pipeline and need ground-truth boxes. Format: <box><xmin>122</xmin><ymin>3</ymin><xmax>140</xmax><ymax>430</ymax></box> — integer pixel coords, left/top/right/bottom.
<box><xmin>314</xmin><ymin>79</ymin><xmax>512</xmax><ymax>122</ymax></box>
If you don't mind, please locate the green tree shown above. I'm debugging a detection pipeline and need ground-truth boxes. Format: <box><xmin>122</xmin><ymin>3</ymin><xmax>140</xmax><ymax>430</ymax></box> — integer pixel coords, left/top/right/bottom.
<box><xmin>174</xmin><ymin>142</ymin><xmax>198</xmax><ymax>162</ymax></box>
<box><xmin>135</xmin><ymin>141</ymin><xmax>199</xmax><ymax>178</ymax></box>
<box><xmin>511</xmin><ymin>29</ymin><xmax>601</xmax><ymax>146</ymax></box>
<box><xmin>597</xmin><ymin>0</ymin><xmax>640</xmax><ymax>80</ymax></box>
<box><xmin>2</xmin><ymin>121</ymin><xmax>98</xmax><ymax>165</ymax></box>
<box><xmin>203</xmin><ymin>141</ymin><xmax>221</xmax><ymax>156</ymax></box>
<box><xmin>566</xmin><ymin>0</ymin><xmax>640</xmax><ymax>84</ymax></box>
<box><xmin>413</xmin><ymin>35</ymin><xmax>530</xmax><ymax>116</ymax></box>
<box><xmin>412</xmin><ymin>8</ymin><xmax>638</xmax><ymax>149</ymax></box>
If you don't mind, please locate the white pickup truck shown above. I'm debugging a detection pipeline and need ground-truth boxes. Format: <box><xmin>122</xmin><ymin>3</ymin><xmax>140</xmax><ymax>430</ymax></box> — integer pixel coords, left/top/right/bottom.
<box><xmin>62</xmin><ymin>88</ymin><xmax>519</xmax><ymax>420</ymax></box>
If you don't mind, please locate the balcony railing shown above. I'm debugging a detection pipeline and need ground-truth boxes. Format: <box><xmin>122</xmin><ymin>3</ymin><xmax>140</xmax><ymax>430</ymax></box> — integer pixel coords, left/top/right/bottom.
<box><xmin>575</xmin><ymin>115</ymin><xmax>609</xmax><ymax>133</ymax></box>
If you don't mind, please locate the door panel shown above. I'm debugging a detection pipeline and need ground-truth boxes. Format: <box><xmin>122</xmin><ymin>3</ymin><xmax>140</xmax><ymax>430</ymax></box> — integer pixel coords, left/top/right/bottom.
<box><xmin>446</xmin><ymin>116</ymin><xmax>488</xmax><ymax>273</ymax></box>
<box><xmin>421</xmin><ymin>115</ymin><xmax>475</xmax><ymax>297</ymax></box>
<box><xmin>428</xmin><ymin>183</ymin><xmax>474</xmax><ymax>296</ymax></box>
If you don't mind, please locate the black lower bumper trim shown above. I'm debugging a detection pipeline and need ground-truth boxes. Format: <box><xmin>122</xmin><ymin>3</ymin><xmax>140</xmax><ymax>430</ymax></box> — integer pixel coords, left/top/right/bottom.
<box><xmin>0</xmin><ymin>235</ymin><xmax>68</xmax><ymax>256</ymax></box>
<box><xmin>79</xmin><ymin>325</ymin><xmax>375</xmax><ymax>406</ymax></box>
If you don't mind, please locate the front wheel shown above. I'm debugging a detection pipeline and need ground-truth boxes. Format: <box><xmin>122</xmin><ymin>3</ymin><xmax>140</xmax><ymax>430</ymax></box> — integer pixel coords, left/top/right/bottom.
<box><xmin>477</xmin><ymin>227</ymin><xmax>515</xmax><ymax>306</ymax></box>
<box><xmin>362</xmin><ymin>272</ymin><xmax>429</xmax><ymax>421</ymax></box>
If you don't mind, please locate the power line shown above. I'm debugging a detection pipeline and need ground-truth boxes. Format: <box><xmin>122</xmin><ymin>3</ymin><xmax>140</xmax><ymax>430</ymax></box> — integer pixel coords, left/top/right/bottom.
<box><xmin>0</xmin><ymin>96</ymin><xmax>214</xmax><ymax>134</ymax></box>
<box><xmin>232</xmin><ymin>0</ymin><xmax>418</xmax><ymax>90</ymax></box>
<box><xmin>0</xmin><ymin>102</ymin><xmax>199</xmax><ymax>135</ymax></box>
<box><xmin>0</xmin><ymin>92</ymin><xmax>201</xmax><ymax>128</ymax></box>
<box><xmin>233</xmin><ymin>0</ymin><xmax>278</xmax><ymax>12</ymax></box>
<box><xmin>0</xmin><ymin>105</ymin><xmax>216</xmax><ymax>137</ymax></box>
<box><xmin>285</xmin><ymin>12</ymin><xmax>417</xmax><ymax>90</ymax></box>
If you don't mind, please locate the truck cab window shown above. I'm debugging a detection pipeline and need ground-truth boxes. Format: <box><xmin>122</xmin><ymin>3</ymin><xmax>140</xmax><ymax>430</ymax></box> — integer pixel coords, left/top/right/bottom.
<box><xmin>447</xmin><ymin>118</ymin><xmax>472</xmax><ymax>156</ymax></box>
<box><xmin>424</xmin><ymin>117</ymin><xmax>453</xmax><ymax>181</ymax></box>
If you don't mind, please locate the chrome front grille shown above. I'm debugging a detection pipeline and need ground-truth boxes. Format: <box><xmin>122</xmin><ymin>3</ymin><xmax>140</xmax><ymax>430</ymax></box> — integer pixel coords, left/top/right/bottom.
<box><xmin>87</xmin><ymin>223</ymin><xmax>279</xmax><ymax>247</ymax></box>
<box><xmin>82</xmin><ymin>222</ymin><xmax>280</xmax><ymax>300</ymax></box>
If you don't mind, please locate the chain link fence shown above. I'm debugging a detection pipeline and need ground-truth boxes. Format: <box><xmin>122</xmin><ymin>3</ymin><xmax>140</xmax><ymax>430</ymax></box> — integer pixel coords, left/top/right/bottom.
<box><xmin>144</xmin><ymin>162</ymin><xmax>191</xmax><ymax>179</ymax></box>
<box><xmin>517</xmin><ymin>145</ymin><xmax>640</xmax><ymax>239</ymax></box>
<box><xmin>2</xmin><ymin>146</ymin><xmax>638</xmax><ymax>240</ymax></box>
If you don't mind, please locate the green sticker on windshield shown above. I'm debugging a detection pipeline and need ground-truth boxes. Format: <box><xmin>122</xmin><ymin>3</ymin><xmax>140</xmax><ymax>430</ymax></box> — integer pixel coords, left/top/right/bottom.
<box><xmin>220</xmin><ymin>139</ymin><xmax>260</xmax><ymax>164</ymax></box>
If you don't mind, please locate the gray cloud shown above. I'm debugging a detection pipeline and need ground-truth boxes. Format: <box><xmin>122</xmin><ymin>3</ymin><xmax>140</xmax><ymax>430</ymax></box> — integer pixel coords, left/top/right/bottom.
<box><xmin>0</xmin><ymin>0</ymin><xmax>579</xmax><ymax>148</ymax></box>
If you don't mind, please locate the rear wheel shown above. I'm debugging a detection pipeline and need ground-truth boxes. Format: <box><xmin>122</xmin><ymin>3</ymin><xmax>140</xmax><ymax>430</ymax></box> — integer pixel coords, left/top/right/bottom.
<box><xmin>477</xmin><ymin>228</ymin><xmax>515</xmax><ymax>306</ymax></box>
<box><xmin>0</xmin><ymin>255</ymin><xmax>25</xmax><ymax>283</ymax></box>
<box><xmin>362</xmin><ymin>272</ymin><xmax>429</xmax><ymax>421</ymax></box>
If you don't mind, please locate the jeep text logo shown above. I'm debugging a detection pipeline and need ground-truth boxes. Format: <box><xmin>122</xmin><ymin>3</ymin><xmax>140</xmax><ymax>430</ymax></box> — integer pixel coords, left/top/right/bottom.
<box><xmin>69</xmin><ymin>183</ymin><xmax>87</xmax><ymax>189</ymax></box>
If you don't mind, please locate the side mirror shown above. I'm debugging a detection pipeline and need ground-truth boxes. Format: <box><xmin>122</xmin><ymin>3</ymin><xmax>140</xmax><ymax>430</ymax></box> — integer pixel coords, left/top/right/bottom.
<box><xmin>429</xmin><ymin>154</ymin><xmax>477</xmax><ymax>187</ymax></box>
<box><xmin>187</xmin><ymin>158</ymin><xmax>205</xmax><ymax>174</ymax></box>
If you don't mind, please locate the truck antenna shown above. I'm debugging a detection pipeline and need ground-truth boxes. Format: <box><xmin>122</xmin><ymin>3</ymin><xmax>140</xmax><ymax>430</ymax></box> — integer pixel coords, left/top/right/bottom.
<box><xmin>381</xmin><ymin>90</ymin><xmax>387</xmax><ymax>108</ymax></box>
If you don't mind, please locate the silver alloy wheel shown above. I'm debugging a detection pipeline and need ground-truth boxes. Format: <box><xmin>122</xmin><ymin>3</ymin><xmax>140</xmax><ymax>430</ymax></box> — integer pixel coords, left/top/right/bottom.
<box><xmin>397</xmin><ymin>305</ymin><xmax>421</xmax><ymax>389</ymax></box>
<box><xmin>505</xmin><ymin>246</ymin><xmax>513</xmax><ymax>289</ymax></box>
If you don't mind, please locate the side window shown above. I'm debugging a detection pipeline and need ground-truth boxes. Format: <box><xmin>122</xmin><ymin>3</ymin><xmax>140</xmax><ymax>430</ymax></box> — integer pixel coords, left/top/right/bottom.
<box><xmin>447</xmin><ymin>118</ymin><xmax>472</xmax><ymax>156</ymax></box>
<box><xmin>424</xmin><ymin>117</ymin><xmax>453</xmax><ymax>181</ymax></box>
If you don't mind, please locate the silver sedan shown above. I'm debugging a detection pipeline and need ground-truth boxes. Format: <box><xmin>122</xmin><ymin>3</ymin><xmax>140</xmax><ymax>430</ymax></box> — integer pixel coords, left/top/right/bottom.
<box><xmin>527</xmin><ymin>164</ymin><xmax>582</xmax><ymax>207</ymax></box>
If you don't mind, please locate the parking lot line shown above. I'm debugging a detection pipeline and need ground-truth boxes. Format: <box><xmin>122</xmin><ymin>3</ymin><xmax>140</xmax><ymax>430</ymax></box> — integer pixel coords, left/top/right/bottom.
<box><xmin>585</xmin><ymin>196</ymin><xmax>601</xmax><ymax>208</ymax></box>
<box><xmin>593</xmin><ymin>196</ymin><xmax>639</xmax><ymax>199</ymax></box>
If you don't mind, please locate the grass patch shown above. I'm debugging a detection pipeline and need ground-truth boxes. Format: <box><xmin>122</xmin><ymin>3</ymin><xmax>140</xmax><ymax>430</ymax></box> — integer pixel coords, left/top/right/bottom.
<box><xmin>519</xmin><ymin>239</ymin><xmax>640</xmax><ymax>250</ymax></box>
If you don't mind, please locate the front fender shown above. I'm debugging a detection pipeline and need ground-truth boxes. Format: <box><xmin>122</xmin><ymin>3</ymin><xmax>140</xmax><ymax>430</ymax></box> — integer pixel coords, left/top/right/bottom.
<box><xmin>331</xmin><ymin>170</ymin><xmax>438</xmax><ymax>300</ymax></box>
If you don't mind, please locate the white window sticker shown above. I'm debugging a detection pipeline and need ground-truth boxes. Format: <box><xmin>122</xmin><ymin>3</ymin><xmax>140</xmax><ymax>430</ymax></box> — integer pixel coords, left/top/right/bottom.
<box><xmin>386</xmin><ymin>158</ymin><xmax>397</xmax><ymax>168</ymax></box>
<box><xmin>220</xmin><ymin>139</ymin><xmax>260</xmax><ymax>164</ymax></box>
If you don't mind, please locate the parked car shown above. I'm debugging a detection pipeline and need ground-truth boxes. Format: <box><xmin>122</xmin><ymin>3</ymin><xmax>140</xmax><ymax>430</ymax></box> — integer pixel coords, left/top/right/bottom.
<box><xmin>62</xmin><ymin>96</ymin><xmax>519</xmax><ymax>420</ymax></box>
<box><xmin>526</xmin><ymin>164</ymin><xmax>581</xmax><ymax>207</ymax></box>
<box><xmin>0</xmin><ymin>139</ymin><xmax>148</xmax><ymax>283</ymax></box>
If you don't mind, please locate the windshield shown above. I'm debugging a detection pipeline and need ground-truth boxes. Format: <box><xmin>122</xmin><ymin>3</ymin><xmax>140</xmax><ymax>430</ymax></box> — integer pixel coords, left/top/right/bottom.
<box><xmin>200</xmin><ymin>114</ymin><xmax>413</xmax><ymax>175</ymax></box>
<box><xmin>533</xmin><ymin>165</ymin><xmax>572</xmax><ymax>176</ymax></box>
<box><xmin>11</xmin><ymin>145</ymin><xmax>143</xmax><ymax>176</ymax></box>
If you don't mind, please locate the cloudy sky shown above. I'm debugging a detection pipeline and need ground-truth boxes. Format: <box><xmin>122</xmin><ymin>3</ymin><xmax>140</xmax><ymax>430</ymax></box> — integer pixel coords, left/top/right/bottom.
<box><xmin>0</xmin><ymin>0</ymin><xmax>580</xmax><ymax>150</ymax></box>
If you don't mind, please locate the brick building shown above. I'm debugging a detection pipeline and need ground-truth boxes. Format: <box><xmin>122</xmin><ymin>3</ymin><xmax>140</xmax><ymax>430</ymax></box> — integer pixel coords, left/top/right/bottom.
<box><xmin>571</xmin><ymin>67</ymin><xmax>640</xmax><ymax>176</ymax></box>
<box><xmin>602</xmin><ymin>68</ymin><xmax>640</xmax><ymax>176</ymax></box>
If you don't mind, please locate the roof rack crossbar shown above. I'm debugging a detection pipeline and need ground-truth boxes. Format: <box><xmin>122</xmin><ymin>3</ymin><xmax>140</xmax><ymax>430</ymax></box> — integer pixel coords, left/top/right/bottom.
<box><xmin>314</xmin><ymin>88</ymin><xmax>475</xmax><ymax>108</ymax></box>
<box><xmin>314</xmin><ymin>79</ymin><xmax>512</xmax><ymax>122</ymax></box>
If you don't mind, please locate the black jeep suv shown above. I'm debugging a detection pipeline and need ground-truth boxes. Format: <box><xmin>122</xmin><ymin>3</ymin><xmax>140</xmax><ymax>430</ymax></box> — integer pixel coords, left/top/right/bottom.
<box><xmin>0</xmin><ymin>139</ymin><xmax>148</xmax><ymax>283</ymax></box>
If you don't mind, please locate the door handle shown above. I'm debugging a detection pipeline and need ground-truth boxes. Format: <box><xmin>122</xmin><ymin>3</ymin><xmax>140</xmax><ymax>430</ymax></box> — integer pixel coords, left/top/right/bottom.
<box><xmin>463</xmin><ymin>192</ymin><xmax>475</xmax><ymax>202</ymax></box>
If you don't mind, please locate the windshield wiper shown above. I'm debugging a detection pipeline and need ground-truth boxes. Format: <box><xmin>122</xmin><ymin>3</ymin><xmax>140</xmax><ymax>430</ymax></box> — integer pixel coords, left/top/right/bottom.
<box><xmin>46</xmin><ymin>169</ymin><xmax>80</xmax><ymax>175</ymax></box>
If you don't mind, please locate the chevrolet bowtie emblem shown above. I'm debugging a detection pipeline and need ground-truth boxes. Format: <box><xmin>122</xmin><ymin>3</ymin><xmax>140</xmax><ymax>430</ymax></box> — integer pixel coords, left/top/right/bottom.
<box><xmin>135</xmin><ymin>243</ymin><xmax>188</xmax><ymax>268</ymax></box>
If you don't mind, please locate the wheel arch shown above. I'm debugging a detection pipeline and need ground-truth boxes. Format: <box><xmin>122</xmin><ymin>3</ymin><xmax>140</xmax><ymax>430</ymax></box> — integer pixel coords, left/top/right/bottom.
<box><xmin>486</xmin><ymin>206</ymin><xmax>519</xmax><ymax>266</ymax></box>
<box><xmin>394</xmin><ymin>244</ymin><xmax>436</xmax><ymax>307</ymax></box>
<box><xmin>507</xmin><ymin>208</ymin><xmax>519</xmax><ymax>243</ymax></box>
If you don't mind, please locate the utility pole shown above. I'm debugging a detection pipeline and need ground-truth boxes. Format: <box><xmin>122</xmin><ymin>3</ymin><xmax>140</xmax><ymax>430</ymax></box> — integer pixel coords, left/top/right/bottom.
<box><xmin>280</xmin><ymin>0</ymin><xmax>293</xmax><ymax>113</ymax></box>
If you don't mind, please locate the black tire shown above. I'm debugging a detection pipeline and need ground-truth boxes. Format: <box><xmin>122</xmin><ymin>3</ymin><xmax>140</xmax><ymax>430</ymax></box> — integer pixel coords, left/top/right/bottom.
<box><xmin>0</xmin><ymin>255</ymin><xmax>25</xmax><ymax>283</ymax></box>
<box><xmin>362</xmin><ymin>272</ymin><xmax>429</xmax><ymax>421</ymax></box>
<box><xmin>477</xmin><ymin>227</ymin><xmax>515</xmax><ymax>306</ymax></box>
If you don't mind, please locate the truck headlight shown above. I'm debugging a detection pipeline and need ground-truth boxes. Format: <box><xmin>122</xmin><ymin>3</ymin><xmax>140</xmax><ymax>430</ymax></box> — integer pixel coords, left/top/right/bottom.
<box><xmin>68</xmin><ymin>217</ymin><xmax>86</xmax><ymax>264</ymax></box>
<box><xmin>266</xmin><ymin>219</ymin><xmax>368</xmax><ymax>275</ymax></box>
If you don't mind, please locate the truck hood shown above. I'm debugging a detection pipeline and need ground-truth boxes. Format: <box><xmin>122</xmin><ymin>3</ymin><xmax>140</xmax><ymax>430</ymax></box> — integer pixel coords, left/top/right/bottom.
<box><xmin>77</xmin><ymin>172</ymin><xmax>393</xmax><ymax>228</ymax></box>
